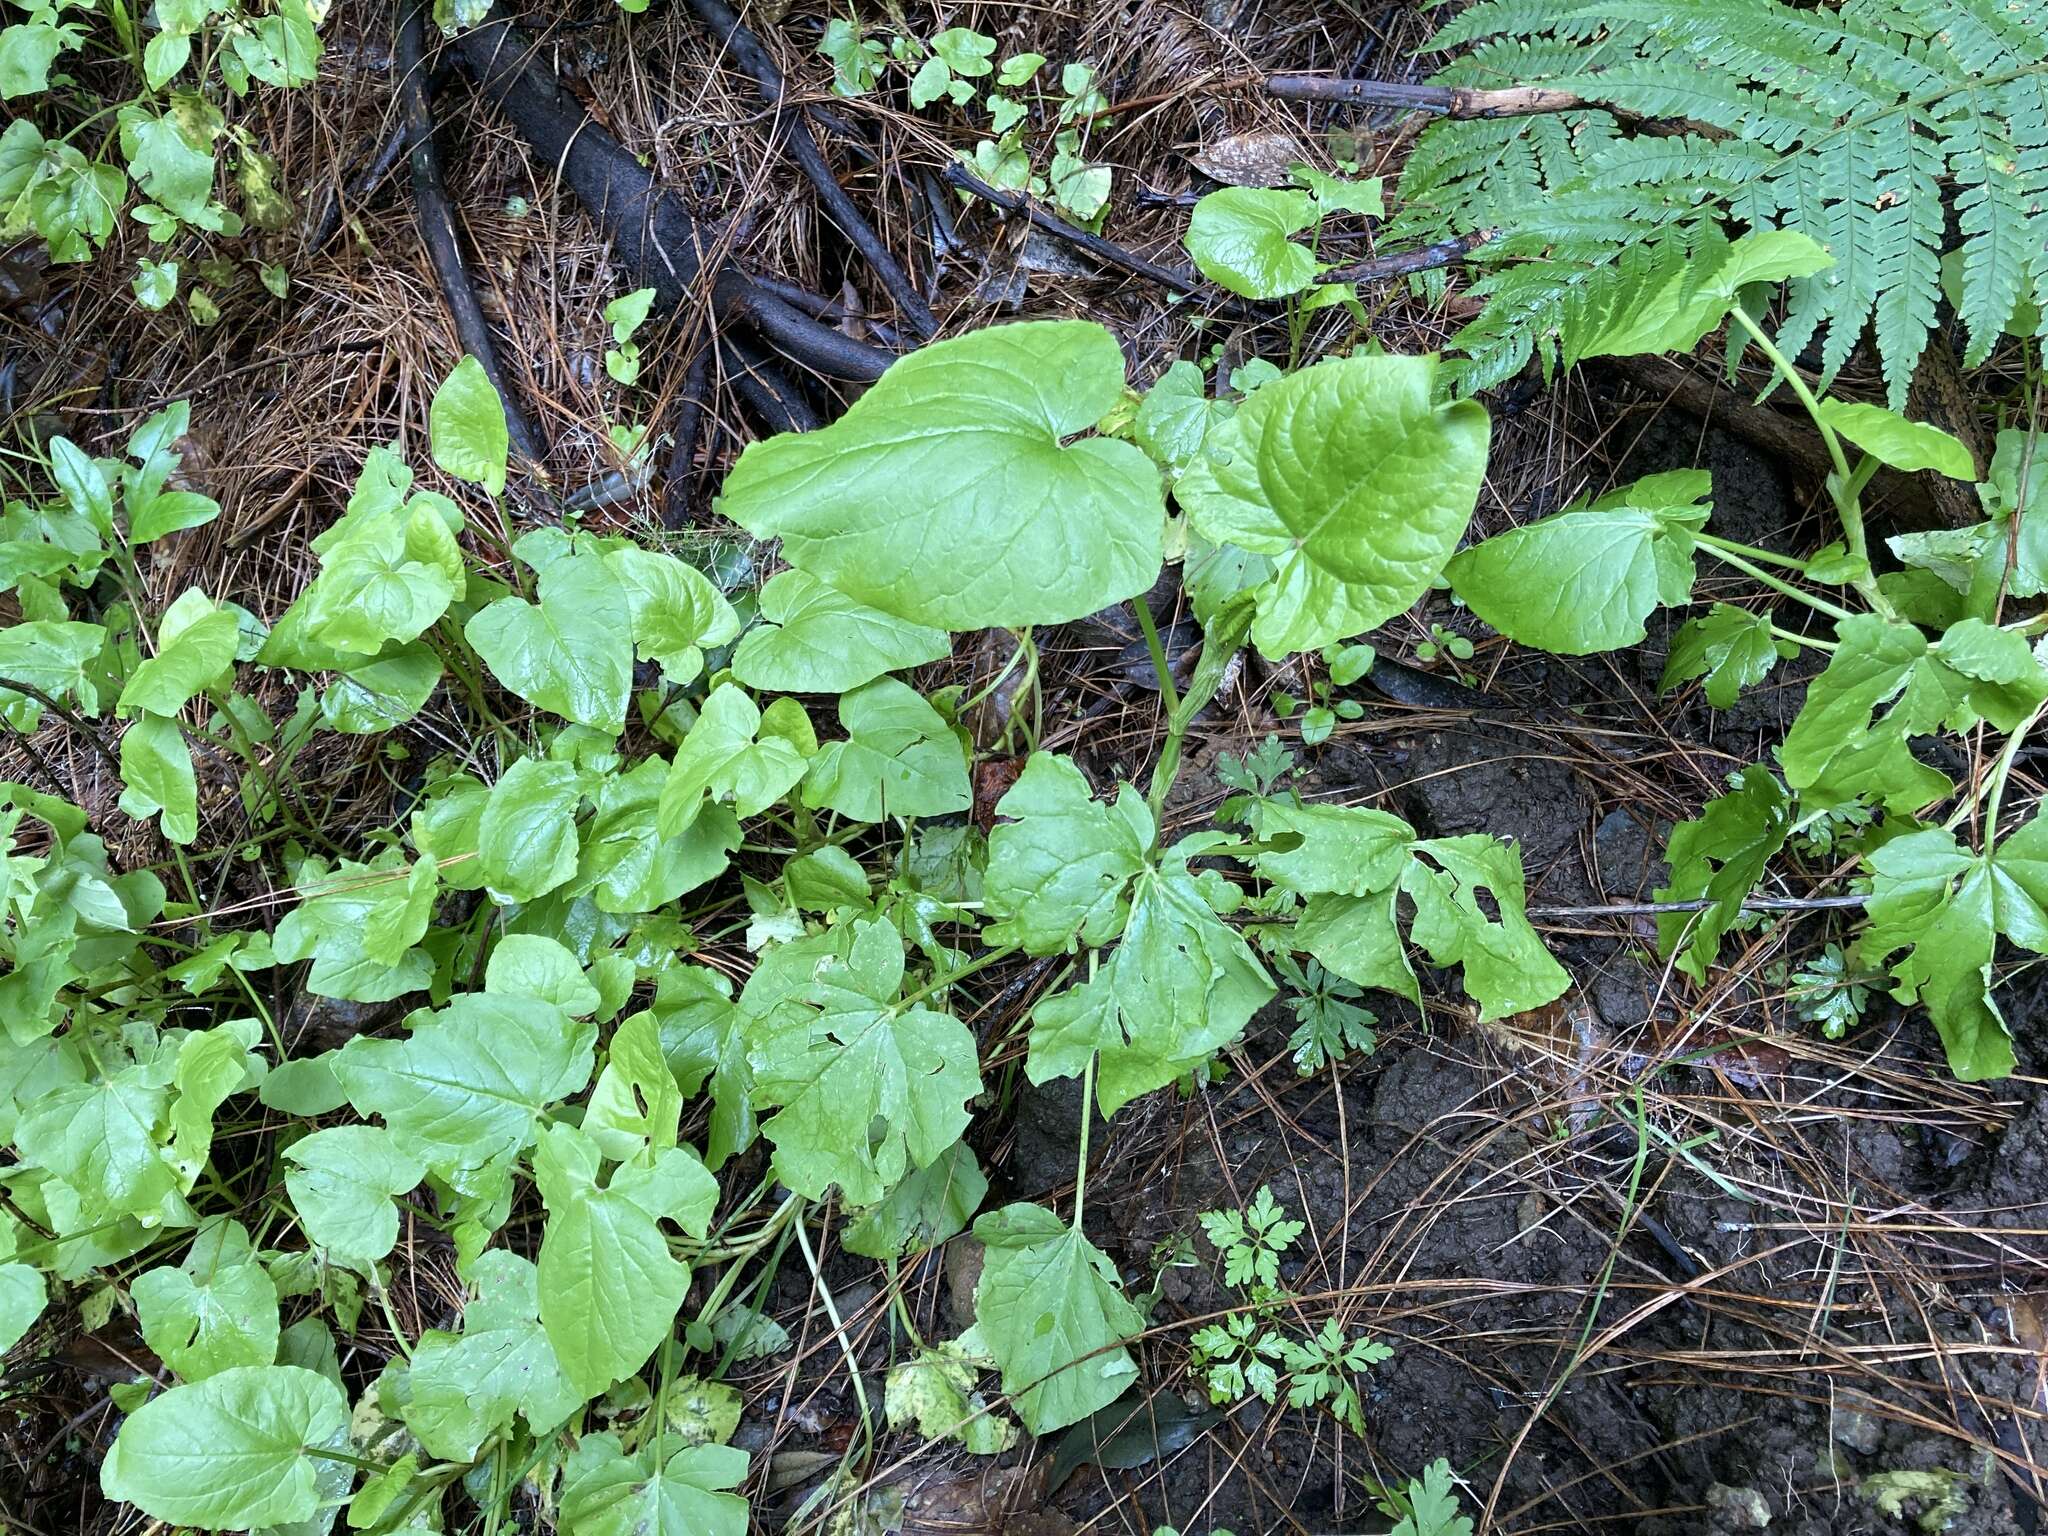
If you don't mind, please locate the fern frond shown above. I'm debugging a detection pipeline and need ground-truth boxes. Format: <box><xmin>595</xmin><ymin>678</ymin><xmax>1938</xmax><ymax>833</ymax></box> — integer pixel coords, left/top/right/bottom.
<box><xmin>1397</xmin><ymin>0</ymin><xmax>2048</xmax><ymax>392</ymax></box>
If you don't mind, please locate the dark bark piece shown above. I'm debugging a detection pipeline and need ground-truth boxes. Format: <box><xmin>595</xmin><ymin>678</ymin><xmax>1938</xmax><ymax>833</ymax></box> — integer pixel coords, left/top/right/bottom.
<box><xmin>395</xmin><ymin>2</ymin><xmax>543</xmax><ymax>465</ymax></box>
<box><xmin>1267</xmin><ymin>75</ymin><xmax>1584</xmax><ymax>117</ymax></box>
<box><xmin>676</xmin><ymin>0</ymin><xmax>937</xmax><ymax>338</ymax></box>
<box><xmin>662</xmin><ymin>343</ymin><xmax>713</xmax><ymax>528</ymax></box>
<box><xmin>450</xmin><ymin>19</ymin><xmax>893</xmax><ymax>385</ymax></box>
<box><xmin>1321</xmin><ymin>230</ymin><xmax>1495</xmax><ymax>285</ymax></box>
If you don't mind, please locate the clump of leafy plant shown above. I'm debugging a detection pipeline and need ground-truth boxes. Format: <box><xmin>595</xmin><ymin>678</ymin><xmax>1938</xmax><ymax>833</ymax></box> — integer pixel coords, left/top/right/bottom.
<box><xmin>816</xmin><ymin>17</ymin><xmax>1115</xmax><ymax>224</ymax></box>
<box><xmin>1188</xmin><ymin>1187</ymin><xmax>1392</xmax><ymax>1433</ymax></box>
<box><xmin>2</xmin><ymin>0</ymin><xmax>322</xmax><ymax>317</ymax></box>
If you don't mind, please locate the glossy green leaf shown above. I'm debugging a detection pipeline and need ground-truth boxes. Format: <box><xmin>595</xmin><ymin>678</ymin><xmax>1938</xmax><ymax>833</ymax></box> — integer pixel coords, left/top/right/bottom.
<box><xmin>1857</xmin><ymin>814</ymin><xmax>2048</xmax><ymax>1081</ymax></box>
<box><xmin>729</xmin><ymin>569</ymin><xmax>950</xmax><ymax>693</ymax></box>
<box><xmin>1446</xmin><ymin>479</ymin><xmax>1709</xmax><ymax>654</ymax></box>
<box><xmin>584</xmin><ymin>1009</ymin><xmax>682</xmax><ymax>1162</ymax></box>
<box><xmin>1563</xmin><ymin>230</ymin><xmax>1834</xmax><ymax>365</ymax></box>
<box><xmin>803</xmin><ymin>677</ymin><xmax>972</xmax><ymax>822</ymax></box>
<box><xmin>1401</xmin><ymin>836</ymin><xmax>1569</xmax><ymax>1020</ymax></box>
<box><xmin>719</xmin><ymin>321</ymin><xmax>1164</xmax><ymax>629</ymax></box>
<box><xmin>983</xmin><ymin>753</ymin><xmax>1153</xmax><ymax>953</ymax></box>
<box><xmin>484</xmin><ymin>933</ymin><xmax>601</xmax><ymax>1014</ymax></box>
<box><xmin>478</xmin><ymin>758</ymin><xmax>584</xmax><ymax>903</ymax></box>
<box><xmin>534</xmin><ymin>1122</ymin><xmax>716</xmax><ymax>1398</ymax></box>
<box><xmin>1178</xmin><ymin>355</ymin><xmax>1490</xmax><ymax>658</ymax></box>
<box><xmin>120</xmin><ymin>588</ymin><xmax>238</xmax><ymax>714</ymax></box>
<box><xmin>658</xmin><ymin>683</ymin><xmax>808</xmax><ymax>836</ymax></box>
<box><xmin>607</xmin><ymin>547</ymin><xmax>740</xmax><ymax>686</ymax></box>
<box><xmin>335</xmin><ymin>994</ymin><xmax>595</xmax><ymax>1194</ymax></box>
<box><xmin>101</xmin><ymin>1366</ymin><xmax>349</xmax><ymax>1530</ymax></box>
<box><xmin>465</xmin><ymin>552</ymin><xmax>633</xmax><ymax>733</ymax></box>
<box><xmin>747</xmin><ymin>919</ymin><xmax>982</xmax><ymax>1204</ymax></box>
<box><xmin>1184</xmin><ymin>187</ymin><xmax>1318</xmax><ymax>299</ymax></box>
<box><xmin>0</xmin><ymin>1261</ymin><xmax>45</xmax><ymax>1354</ymax></box>
<box><xmin>301</xmin><ymin>501</ymin><xmax>461</xmax><ymax>656</ymax></box>
<box><xmin>117</xmin><ymin>714</ymin><xmax>198</xmax><ymax>844</ymax></box>
<box><xmin>1815</xmin><ymin>400</ymin><xmax>1976</xmax><ymax>480</ymax></box>
<box><xmin>430</xmin><ymin>355</ymin><xmax>510</xmax><ymax>495</ymax></box>
<box><xmin>1135</xmin><ymin>359</ymin><xmax>1231</xmax><ymax>471</ymax></box>
<box><xmin>272</xmin><ymin>851</ymin><xmax>438</xmax><ymax>1002</ymax></box>
<box><xmin>404</xmin><ymin>1250</ymin><xmax>578</xmax><ymax>1460</ymax></box>
<box><xmin>1655</xmin><ymin>766</ymin><xmax>1793</xmax><ymax>984</ymax></box>
<box><xmin>642</xmin><ymin>965</ymin><xmax>755</xmax><ymax>1170</ymax></box>
<box><xmin>559</xmin><ymin>1435</ymin><xmax>749</xmax><ymax>1536</ymax></box>
<box><xmin>0</xmin><ymin>619</ymin><xmax>106</xmax><ymax>728</ymax></box>
<box><xmin>1661</xmin><ymin>603</ymin><xmax>1782</xmax><ymax>707</ymax></box>
<box><xmin>1242</xmin><ymin>797</ymin><xmax>1413</xmax><ymax>897</ymax></box>
<box><xmin>133</xmin><ymin>1221</ymin><xmax>279</xmax><ymax>1382</ymax></box>
<box><xmin>282</xmin><ymin>1125</ymin><xmax>424</xmax><ymax>1265</ymax></box>
<box><xmin>973</xmin><ymin>1202</ymin><xmax>1142</xmax><ymax>1434</ymax></box>
<box><xmin>320</xmin><ymin>643</ymin><xmax>442</xmax><ymax>734</ymax></box>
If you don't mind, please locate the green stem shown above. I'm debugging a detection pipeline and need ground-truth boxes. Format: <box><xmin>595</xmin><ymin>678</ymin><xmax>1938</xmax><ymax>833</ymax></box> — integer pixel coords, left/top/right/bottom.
<box><xmin>1725</xmin><ymin>308</ymin><xmax>1895</xmax><ymax>620</ymax></box>
<box><xmin>1982</xmin><ymin>701</ymin><xmax>2045</xmax><ymax>858</ymax></box>
<box><xmin>793</xmin><ymin>1212</ymin><xmax>872</xmax><ymax>1446</ymax></box>
<box><xmin>1696</xmin><ymin>540</ymin><xmax>1857</xmax><ymax>623</ymax></box>
<box><xmin>1769</xmin><ymin>624</ymin><xmax>1837</xmax><ymax>653</ymax></box>
<box><xmin>1131</xmin><ymin>594</ymin><xmax>1180</xmax><ymax>716</ymax></box>
<box><xmin>1073</xmin><ymin>984</ymin><xmax>1096</xmax><ymax>1232</ymax></box>
<box><xmin>895</xmin><ymin>942</ymin><xmax>1022</xmax><ymax>1011</ymax></box>
<box><xmin>1694</xmin><ymin>532</ymin><xmax>1809</xmax><ymax>572</ymax></box>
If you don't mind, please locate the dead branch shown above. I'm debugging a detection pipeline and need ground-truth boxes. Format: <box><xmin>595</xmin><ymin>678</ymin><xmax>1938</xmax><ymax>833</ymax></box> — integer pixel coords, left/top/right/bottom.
<box><xmin>1267</xmin><ymin>75</ymin><xmax>1585</xmax><ymax>117</ymax></box>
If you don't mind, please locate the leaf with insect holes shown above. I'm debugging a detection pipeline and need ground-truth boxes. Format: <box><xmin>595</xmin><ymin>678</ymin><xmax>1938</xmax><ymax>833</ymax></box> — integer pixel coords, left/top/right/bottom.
<box><xmin>719</xmin><ymin>321</ymin><xmax>1164</xmax><ymax>630</ymax></box>
<box><xmin>100</xmin><ymin>1366</ymin><xmax>350</xmax><ymax>1531</ymax></box>
<box><xmin>803</xmin><ymin>677</ymin><xmax>972</xmax><ymax>822</ymax></box>
<box><xmin>1446</xmin><ymin>472</ymin><xmax>1710</xmax><ymax>654</ymax></box>
<box><xmin>534</xmin><ymin>1122</ymin><xmax>717</xmax><ymax>1399</ymax></box>
<box><xmin>430</xmin><ymin>355</ymin><xmax>510</xmax><ymax>494</ymax></box>
<box><xmin>730</xmin><ymin>570</ymin><xmax>951</xmax><ymax>695</ymax></box>
<box><xmin>746</xmin><ymin>918</ymin><xmax>982</xmax><ymax>1204</ymax></box>
<box><xmin>405</xmin><ymin>1250</ymin><xmax>580</xmax><ymax>1461</ymax></box>
<box><xmin>638</xmin><ymin>965</ymin><xmax>755</xmax><ymax>1171</ymax></box>
<box><xmin>1177</xmin><ymin>355</ymin><xmax>1489</xmax><ymax>659</ymax></box>
<box><xmin>972</xmin><ymin>1202</ymin><xmax>1143</xmax><ymax>1434</ymax></box>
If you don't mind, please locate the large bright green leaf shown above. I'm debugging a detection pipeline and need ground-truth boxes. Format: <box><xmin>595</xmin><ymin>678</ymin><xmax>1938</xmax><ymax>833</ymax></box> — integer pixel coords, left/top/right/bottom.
<box><xmin>0</xmin><ymin>619</ymin><xmax>106</xmax><ymax>728</ymax></box>
<box><xmin>1241</xmin><ymin>796</ymin><xmax>1413</xmax><ymax>897</ymax></box>
<box><xmin>101</xmin><ymin>1365</ymin><xmax>349</xmax><ymax>1530</ymax></box>
<box><xmin>583</xmin><ymin>1009</ymin><xmax>682</xmax><ymax>1163</ymax></box>
<box><xmin>719</xmin><ymin>321</ymin><xmax>1164</xmax><ymax>629</ymax></box>
<box><xmin>335</xmin><ymin>994</ymin><xmax>595</xmax><ymax>1194</ymax></box>
<box><xmin>1184</xmin><ymin>187</ymin><xmax>1318</xmax><ymax>299</ymax></box>
<box><xmin>301</xmin><ymin>500</ymin><xmax>461</xmax><ymax>656</ymax></box>
<box><xmin>658</xmin><ymin>683</ymin><xmax>808</xmax><ymax>836</ymax></box>
<box><xmin>1563</xmin><ymin>230</ymin><xmax>1834</xmax><ymax>365</ymax></box>
<box><xmin>842</xmin><ymin>1140</ymin><xmax>987</xmax><ymax>1261</ymax></box>
<box><xmin>574</xmin><ymin>759</ymin><xmax>739</xmax><ymax>914</ymax></box>
<box><xmin>117</xmin><ymin>714</ymin><xmax>198</xmax><ymax>844</ymax></box>
<box><xmin>282</xmin><ymin>1125</ymin><xmax>424</xmax><ymax>1266</ymax></box>
<box><xmin>972</xmin><ymin>1202</ymin><xmax>1142</xmax><ymax>1434</ymax></box>
<box><xmin>559</xmin><ymin>1435</ymin><xmax>749</xmax><ymax>1536</ymax></box>
<box><xmin>14</xmin><ymin>1062</ymin><xmax>178</xmax><ymax>1224</ymax></box>
<box><xmin>119</xmin><ymin>588</ymin><xmax>238</xmax><ymax>714</ymax></box>
<box><xmin>1177</xmin><ymin>355</ymin><xmax>1490</xmax><ymax>658</ymax></box>
<box><xmin>404</xmin><ymin>1250</ymin><xmax>578</xmax><ymax>1460</ymax></box>
<box><xmin>319</xmin><ymin>643</ymin><xmax>443</xmax><ymax>734</ymax></box>
<box><xmin>430</xmin><ymin>355</ymin><xmax>510</xmax><ymax>494</ymax></box>
<box><xmin>1401</xmin><ymin>836</ymin><xmax>1569</xmax><ymax>1020</ymax></box>
<box><xmin>729</xmin><ymin>569</ymin><xmax>950</xmax><ymax>693</ymax></box>
<box><xmin>478</xmin><ymin>757</ymin><xmax>584</xmax><ymax>903</ymax></box>
<box><xmin>1446</xmin><ymin>474</ymin><xmax>1710</xmax><ymax>654</ymax></box>
<box><xmin>1814</xmin><ymin>400</ymin><xmax>1976</xmax><ymax>480</ymax></box>
<box><xmin>534</xmin><ymin>1122</ymin><xmax>716</xmax><ymax>1398</ymax></box>
<box><xmin>1856</xmin><ymin>815</ymin><xmax>2048</xmax><ymax>1082</ymax></box>
<box><xmin>465</xmin><ymin>553</ymin><xmax>633</xmax><ymax>733</ymax></box>
<box><xmin>641</xmin><ymin>965</ymin><xmax>755</xmax><ymax>1170</ymax></box>
<box><xmin>802</xmin><ymin>677</ymin><xmax>971</xmax><ymax>822</ymax></box>
<box><xmin>983</xmin><ymin>753</ymin><xmax>1153</xmax><ymax>953</ymax></box>
<box><xmin>747</xmin><ymin>919</ymin><xmax>982</xmax><ymax>1204</ymax></box>
<box><xmin>606</xmin><ymin>547</ymin><xmax>740</xmax><ymax>686</ymax></box>
<box><xmin>132</xmin><ymin>1221</ymin><xmax>279</xmax><ymax>1382</ymax></box>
